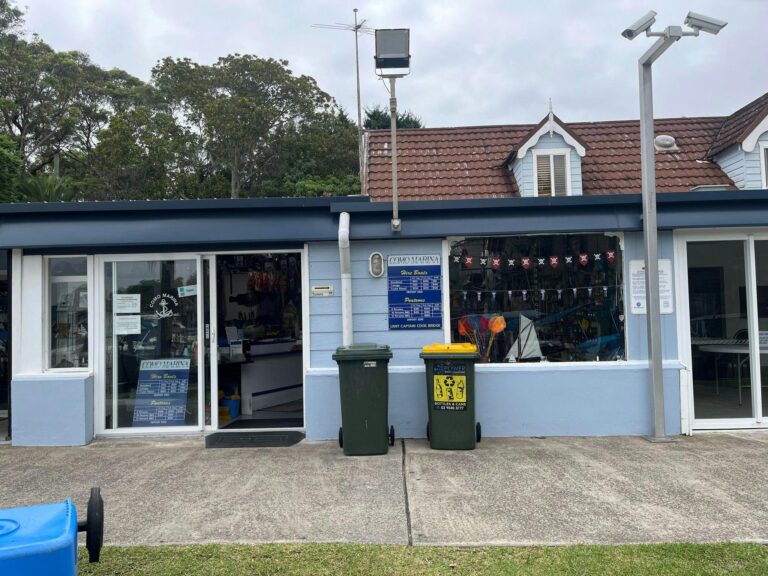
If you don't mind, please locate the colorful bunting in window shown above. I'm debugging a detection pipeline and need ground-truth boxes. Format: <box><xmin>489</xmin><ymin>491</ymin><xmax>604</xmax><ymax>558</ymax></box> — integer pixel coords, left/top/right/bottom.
<box><xmin>537</xmin><ymin>258</ymin><xmax>546</xmax><ymax>267</ymax></box>
<box><xmin>507</xmin><ymin>258</ymin><xmax>515</xmax><ymax>268</ymax></box>
<box><xmin>579</xmin><ymin>253</ymin><xmax>589</xmax><ymax>266</ymax></box>
<box><xmin>593</xmin><ymin>253</ymin><xmax>601</xmax><ymax>261</ymax></box>
<box><xmin>463</xmin><ymin>255</ymin><xmax>473</xmax><ymax>267</ymax></box>
<box><xmin>549</xmin><ymin>256</ymin><xmax>559</xmax><ymax>269</ymax></box>
<box><xmin>565</xmin><ymin>256</ymin><xmax>573</xmax><ymax>264</ymax></box>
<box><xmin>480</xmin><ymin>257</ymin><xmax>488</xmax><ymax>267</ymax></box>
<box><xmin>491</xmin><ymin>256</ymin><xmax>501</xmax><ymax>270</ymax></box>
<box><xmin>453</xmin><ymin>255</ymin><xmax>461</xmax><ymax>263</ymax></box>
<box><xmin>521</xmin><ymin>256</ymin><xmax>532</xmax><ymax>270</ymax></box>
<box><xmin>606</xmin><ymin>250</ymin><xmax>616</xmax><ymax>264</ymax></box>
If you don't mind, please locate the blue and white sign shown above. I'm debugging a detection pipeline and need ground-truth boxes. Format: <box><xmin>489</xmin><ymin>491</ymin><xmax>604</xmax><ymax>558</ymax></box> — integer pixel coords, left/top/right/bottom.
<box><xmin>387</xmin><ymin>254</ymin><xmax>443</xmax><ymax>330</ymax></box>
<box><xmin>133</xmin><ymin>358</ymin><xmax>191</xmax><ymax>427</ymax></box>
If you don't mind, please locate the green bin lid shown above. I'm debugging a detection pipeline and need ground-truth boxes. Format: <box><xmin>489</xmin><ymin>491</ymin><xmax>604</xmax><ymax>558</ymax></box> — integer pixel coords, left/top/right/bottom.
<box><xmin>332</xmin><ymin>343</ymin><xmax>393</xmax><ymax>361</ymax></box>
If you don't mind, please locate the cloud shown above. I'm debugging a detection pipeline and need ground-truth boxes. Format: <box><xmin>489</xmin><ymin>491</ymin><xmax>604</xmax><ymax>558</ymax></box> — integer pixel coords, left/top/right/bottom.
<box><xmin>21</xmin><ymin>0</ymin><xmax>768</xmax><ymax>127</ymax></box>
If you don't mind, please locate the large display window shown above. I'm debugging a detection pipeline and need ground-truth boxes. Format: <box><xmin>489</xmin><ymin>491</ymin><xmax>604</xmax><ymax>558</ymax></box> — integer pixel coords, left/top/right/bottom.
<box><xmin>448</xmin><ymin>234</ymin><xmax>625</xmax><ymax>363</ymax></box>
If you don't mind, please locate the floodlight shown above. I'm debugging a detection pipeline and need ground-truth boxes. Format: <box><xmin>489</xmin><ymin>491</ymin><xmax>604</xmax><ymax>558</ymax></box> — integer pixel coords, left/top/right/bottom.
<box><xmin>375</xmin><ymin>28</ymin><xmax>410</xmax><ymax>70</ymax></box>
<box><xmin>685</xmin><ymin>11</ymin><xmax>727</xmax><ymax>35</ymax></box>
<box><xmin>622</xmin><ymin>10</ymin><xmax>657</xmax><ymax>40</ymax></box>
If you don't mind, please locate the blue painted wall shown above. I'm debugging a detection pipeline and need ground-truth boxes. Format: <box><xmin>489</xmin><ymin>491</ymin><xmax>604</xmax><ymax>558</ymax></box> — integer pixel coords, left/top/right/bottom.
<box><xmin>305</xmin><ymin>364</ymin><xmax>681</xmax><ymax>440</ymax></box>
<box><xmin>512</xmin><ymin>133</ymin><xmax>583</xmax><ymax>197</ymax></box>
<box><xmin>623</xmin><ymin>230</ymin><xmax>679</xmax><ymax>361</ymax></box>
<box><xmin>309</xmin><ymin>239</ymin><xmax>444</xmax><ymax>368</ymax></box>
<box><xmin>305</xmin><ymin>230</ymin><xmax>683</xmax><ymax>439</ymax></box>
<box><xmin>714</xmin><ymin>131</ymin><xmax>768</xmax><ymax>190</ymax></box>
<box><xmin>12</xmin><ymin>374</ymin><xmax>94</xmax><ymax>446</ymax></box>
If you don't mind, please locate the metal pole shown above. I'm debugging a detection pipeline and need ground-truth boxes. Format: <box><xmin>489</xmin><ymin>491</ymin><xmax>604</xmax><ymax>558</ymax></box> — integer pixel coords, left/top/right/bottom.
<box><xmin>389</xmin><ymin>76</ymin><xmax>401</xmax><ymax>232</ymax></box>
<box><xmin>638</xmin><ymin>35</ymin><xmax>677</xmax><ymax>440</ymax></box>
<box><xmin>353</xmin><ymin>9</ymin><xmax>363</xmax><ymax>181</ymax></box>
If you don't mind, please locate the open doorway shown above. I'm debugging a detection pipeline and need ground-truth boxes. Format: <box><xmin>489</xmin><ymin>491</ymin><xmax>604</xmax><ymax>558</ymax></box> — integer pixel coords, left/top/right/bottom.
<box><xmin>212</xmin><ymin>253</ymin><xmax>303</xmax><ymax>430</ymax></box>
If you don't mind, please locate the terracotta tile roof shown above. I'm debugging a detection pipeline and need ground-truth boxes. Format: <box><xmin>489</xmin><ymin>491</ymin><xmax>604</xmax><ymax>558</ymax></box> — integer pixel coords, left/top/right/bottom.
<box><xmin>365</xmin><ymin>115</ymin><xmax>737</xmax><ymax>201</ymax></box>
<box><xmin>707</xmin><ymin>91</ymin><xmax>768</xmax><ymax>158</ymax></box>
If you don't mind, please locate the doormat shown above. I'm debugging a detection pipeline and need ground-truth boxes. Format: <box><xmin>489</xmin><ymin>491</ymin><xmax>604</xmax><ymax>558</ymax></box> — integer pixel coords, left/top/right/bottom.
<box><xmin>205</xmin><ymin>431</ymin><xmax>305</xmax><ymax>449</ymax></box>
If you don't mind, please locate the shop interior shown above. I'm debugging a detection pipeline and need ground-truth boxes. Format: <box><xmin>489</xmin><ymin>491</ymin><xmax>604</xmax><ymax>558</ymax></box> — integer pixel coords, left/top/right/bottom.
<box><xmin>214</xmin><ymin>253</ymin><xmax>303</xmax><ymax>430</ymax></box>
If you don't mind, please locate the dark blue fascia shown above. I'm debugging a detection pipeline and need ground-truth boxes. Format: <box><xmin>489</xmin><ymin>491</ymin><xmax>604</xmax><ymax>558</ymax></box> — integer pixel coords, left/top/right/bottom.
<box><xmin>2</xmin><ymin>190</ymin><xmax>768</xmax><ymax>250</ymax></box>
<box><xmin>0</xmin><ymin>205</ymin><xmax>341</xmax><ymax>250</ymax></box>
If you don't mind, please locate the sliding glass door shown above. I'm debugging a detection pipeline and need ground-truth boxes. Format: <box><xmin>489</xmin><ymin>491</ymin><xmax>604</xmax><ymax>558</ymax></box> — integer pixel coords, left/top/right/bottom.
<box><xmin>686</xmin><ymin>235</ymin><xmax>766</xmax><ymax>428</ymax></box>
<box><xmin>100</xmin><ymin>255</ymin><xmax>204</xmax><ymax>432</ymax></box>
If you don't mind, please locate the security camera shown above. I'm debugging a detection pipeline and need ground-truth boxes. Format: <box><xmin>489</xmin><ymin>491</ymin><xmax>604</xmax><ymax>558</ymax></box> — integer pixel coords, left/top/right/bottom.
<box><xmin>622</xmin><ymin>10</ymin><xmax>657</xmax><ymax>40</ymax></box>
<box><xmin>684</xmin><ymin>11</ymin><xmax>727</xmax><ymax>35</ymax></box>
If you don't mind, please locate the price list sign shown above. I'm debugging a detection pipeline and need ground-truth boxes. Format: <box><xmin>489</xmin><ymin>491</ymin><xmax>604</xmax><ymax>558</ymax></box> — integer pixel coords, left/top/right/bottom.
<box><xmin>387</xmin><ymin>254</ymin><xmax>443</xmax><ymax>330</ymax></box>
<box><xmin>133</xmin><ymin>358</ymin><xmax>191</xmax><ymax>427</ymax></box>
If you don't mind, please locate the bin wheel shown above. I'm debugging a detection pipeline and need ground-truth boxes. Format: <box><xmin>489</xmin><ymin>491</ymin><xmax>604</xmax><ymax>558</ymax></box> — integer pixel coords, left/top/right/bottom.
<box><xmin>389</xmin><ymin>425</ymin><xmax>395</xmax><ymax>447</ymax></box>
<box><xmin>426</xmin><ymin>422</ymin><xmax>430</xmax><ymax>441</ymax></box>
<box><xmin>476</xmin><ymin>422</ymin><xmax>482</xmax><ymax>443</ymax></box>
<box><xmin>338</xmin><ymin>427</ymin><xmax>343</xmax><ymax>448</ymax></box>
<box><xmin>78</xmin><ymin>487</ymin><xmax>104</xmax><ymax>563</ymax></box>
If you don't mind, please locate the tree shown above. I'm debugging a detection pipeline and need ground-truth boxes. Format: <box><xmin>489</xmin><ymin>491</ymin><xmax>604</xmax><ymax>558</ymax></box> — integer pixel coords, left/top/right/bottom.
<box><xmin>0</xmin><ymin>133</ymin><xmax>21</xmax><ymax>200</ymax></box>
<box><xmin>0</xmin><ymin>0</ymin><xmax>22</xmax><ymax>36</ymax></box>
<box><xmin>88</xmin><ymin>106</ymin><xmax>224</xmax><ymax>200</ymax></box>
<box><xmin>260</xmin><ymin>108</ymin><xmax>360</xmax><ymax>197</ymax></box>
<box><xmin>364</xmin><ymin>105</ymin><xmax>423</xmax><ymax>129</ymax></box>
<box><xmin>153</xmin><ymin>54</ymin><xmax>334</xmax><ymax>198</ymax></box>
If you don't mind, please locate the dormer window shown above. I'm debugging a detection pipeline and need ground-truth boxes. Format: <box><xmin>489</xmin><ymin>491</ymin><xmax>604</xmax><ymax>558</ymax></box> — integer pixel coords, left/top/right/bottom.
<box><xmin>761</xmin><ymin>142</ymin><xmax>768</xmax><ymax>188</ymax></box>
<box><xmin>533</xmin><ymin>150</ymin><xmax>570</xmax><ymax>196</ymax></box>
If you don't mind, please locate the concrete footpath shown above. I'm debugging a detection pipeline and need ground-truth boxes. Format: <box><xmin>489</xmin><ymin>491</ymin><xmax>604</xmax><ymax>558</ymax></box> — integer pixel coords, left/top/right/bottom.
<box><xmin>1</xmin><ymin>433</ymin><xmax>767</xmax><ymax>546</ymax></box>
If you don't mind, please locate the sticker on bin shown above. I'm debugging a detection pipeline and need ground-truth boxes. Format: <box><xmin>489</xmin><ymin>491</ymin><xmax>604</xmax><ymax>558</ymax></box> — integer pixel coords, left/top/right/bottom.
<box><xmin>363</xmin><ymin>361</ymin><xmax>377</xmax><ymax>368</ymax></box>
<box><xmin>433</xmin><ymin>362</ymin><xmax>467</xmax><ymax>411</ymax></box>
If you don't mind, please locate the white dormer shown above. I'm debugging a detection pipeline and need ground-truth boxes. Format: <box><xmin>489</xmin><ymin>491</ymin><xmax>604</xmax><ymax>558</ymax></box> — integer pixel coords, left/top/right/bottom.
<box><xmin>509</xmin><ymin>110</ymin><xmax>586</xmax><ymax>197</ymax></box>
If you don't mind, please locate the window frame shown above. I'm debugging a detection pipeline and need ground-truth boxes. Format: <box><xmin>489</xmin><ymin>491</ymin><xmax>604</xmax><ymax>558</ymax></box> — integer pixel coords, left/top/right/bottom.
<box><xmin>759</xmin><ymin>141</ymin><xmax>768</xmax><ymax>189</ymax></box>
<box><xmin>442</xmin><ymin>233</ymin><xmax>628</xmax><ymax>367</ymax></box>
<box><xmin>44</xmin><ymin>255</ymin><xmax>93</xmax><ymax>372</ymax></box>
<box><xmin>532</xmin><ymin>148</ymin><xmax>572</xmax><ymax>197</ymax></box>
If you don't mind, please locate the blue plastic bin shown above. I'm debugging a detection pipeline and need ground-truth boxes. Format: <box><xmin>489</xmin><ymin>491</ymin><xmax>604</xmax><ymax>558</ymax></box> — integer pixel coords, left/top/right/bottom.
<box><xmin>0</xmin><ymin>498</ymin><xmax>78</xmax><ymax>576</ymax></box>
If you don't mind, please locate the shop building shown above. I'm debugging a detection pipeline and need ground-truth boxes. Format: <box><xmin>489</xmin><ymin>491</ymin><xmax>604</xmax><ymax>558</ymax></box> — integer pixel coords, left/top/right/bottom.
<box><xmin>5</xmin><ymin>90</ymin><xmax>768</xmax><ymax>445</ymax></box>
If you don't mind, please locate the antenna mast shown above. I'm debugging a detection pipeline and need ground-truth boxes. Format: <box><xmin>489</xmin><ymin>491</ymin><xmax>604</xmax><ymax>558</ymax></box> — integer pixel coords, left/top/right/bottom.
<box><xmin>313</xmin><ymin>9</ymin><xmax>373</xmax><ymax>182</ymax></box>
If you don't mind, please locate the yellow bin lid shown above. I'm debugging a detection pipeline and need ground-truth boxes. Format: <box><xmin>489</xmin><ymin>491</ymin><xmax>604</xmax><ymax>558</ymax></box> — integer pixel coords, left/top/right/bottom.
<box><xmin>421</xmin><ymin>343</ymin><xmax>478</xmax><ymax>354</ymax></box>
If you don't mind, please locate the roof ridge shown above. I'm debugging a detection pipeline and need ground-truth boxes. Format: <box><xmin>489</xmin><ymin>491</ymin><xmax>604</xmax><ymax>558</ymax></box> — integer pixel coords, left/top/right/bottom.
<box><xmin>366</xmin><ymin>115</ymin><xmax>728</xmax><ymax>135</ymax></box>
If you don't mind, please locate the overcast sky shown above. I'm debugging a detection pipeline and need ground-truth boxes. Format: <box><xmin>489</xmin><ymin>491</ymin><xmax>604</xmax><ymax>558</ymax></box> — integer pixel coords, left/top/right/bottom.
<box><xmin>20</xmin><ymin>0</ymin><xmax>767</xmax><ymax>128</ymax></box>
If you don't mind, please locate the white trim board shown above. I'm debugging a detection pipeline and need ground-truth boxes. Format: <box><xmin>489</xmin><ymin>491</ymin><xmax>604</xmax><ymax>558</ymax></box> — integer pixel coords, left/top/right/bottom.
<box><xmin>517</xmin><ymin>114</ymin><xmax>587</xmax><ymax>158</ymax></box>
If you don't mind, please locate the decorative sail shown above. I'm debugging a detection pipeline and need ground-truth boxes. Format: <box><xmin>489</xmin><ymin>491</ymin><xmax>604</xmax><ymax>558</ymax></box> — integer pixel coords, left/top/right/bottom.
<box><xmin>506</xmin><ymin>314</ymin><xmax>543</xmax><ymax>362</ymax></box>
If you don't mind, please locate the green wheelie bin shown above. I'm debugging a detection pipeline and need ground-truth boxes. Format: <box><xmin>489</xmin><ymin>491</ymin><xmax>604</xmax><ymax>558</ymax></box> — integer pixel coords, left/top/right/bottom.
<box><xmin>332</xmin><ymin>343</ymin><xmax>395</xmax><ymax>456</ymax></box>
<box><xmin>420</xmin><ymin>343</ymin><xmax>481</xmax><ymax>450</ymax></box>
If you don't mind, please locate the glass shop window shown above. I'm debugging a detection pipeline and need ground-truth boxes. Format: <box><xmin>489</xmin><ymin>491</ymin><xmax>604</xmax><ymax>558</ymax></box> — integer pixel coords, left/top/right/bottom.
<box><xmin>449</xmin><ymin>235</ymin><xmax>625</xmax><ymax>363</ymax></box>
<box><xmin>48</xmin><ymin>256</ymin><xmax>88</xmax><ymax>369</ymax></box>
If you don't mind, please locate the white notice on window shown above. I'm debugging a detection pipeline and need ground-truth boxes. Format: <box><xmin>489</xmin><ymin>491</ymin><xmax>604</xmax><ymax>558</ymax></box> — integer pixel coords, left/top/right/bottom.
<box><xmin>114</xmin><ymin>314</ymin><xmax>142</xmax><ymax>335</ymax></box>
<box><xmin>630</xmin><ymin>259</ymin><xmax>673</xmax><ymax>315</ymax></box>
<box><xmin>114</xmin><ymin>293</ymin><xmax>141</xmax><ymax>314</ymax></box>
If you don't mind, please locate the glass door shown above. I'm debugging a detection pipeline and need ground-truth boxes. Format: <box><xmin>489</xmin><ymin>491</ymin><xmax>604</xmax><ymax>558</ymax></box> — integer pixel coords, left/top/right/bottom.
<box><xmin>102</xmin><ymin>256</ymin><xmax>203</xmax><ymax>432</ymax></box>
<box><xmin>688</xmin><ymin>238</ymin><xmax>767</xmax><ymax>426</ymax></box>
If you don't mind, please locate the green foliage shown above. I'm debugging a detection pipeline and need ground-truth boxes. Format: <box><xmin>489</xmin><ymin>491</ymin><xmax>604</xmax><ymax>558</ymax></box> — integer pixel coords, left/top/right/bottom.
<box><xmin>0</xmin><ymin>0</ymin><xmax>361</xmax><ymax>202</ymax></box>
<box><xmin>364</xmin><ymin>105</ymin><xmax>423</xmax><ymax>129</ymax></box>
<box><xmin>0</xmin><ymin>133</ymin><xmax>21</xmax><ymax>200</ymax></box>
<box><xmin>153</xmin><ymin>54</ymin><xmax>336</xmax><ymax>198</ymax></box>
<box><xmin>0</xmin><ymin>0</ymin><xmax>22</xmax><ymax>36</ymax></box>
<box><xmin>15</xmin><ymin>174</ymin><xmax>76</xmax><ymax>202</ymax></box>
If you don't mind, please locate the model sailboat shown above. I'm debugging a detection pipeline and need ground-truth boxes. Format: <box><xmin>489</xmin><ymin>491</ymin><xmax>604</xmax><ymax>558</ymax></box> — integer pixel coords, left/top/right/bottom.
<box><xmin>506</xmin><ymin>314</ymin><xmax>543</xmax><ymax>362</ymax></box>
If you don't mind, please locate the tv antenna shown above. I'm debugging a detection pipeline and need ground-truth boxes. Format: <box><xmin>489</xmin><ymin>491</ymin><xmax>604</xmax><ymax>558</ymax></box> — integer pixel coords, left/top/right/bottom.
<box><xmin>313</xmin><ymin>9</ymin><xmax>373</xmax><ymax>180</ymax></box>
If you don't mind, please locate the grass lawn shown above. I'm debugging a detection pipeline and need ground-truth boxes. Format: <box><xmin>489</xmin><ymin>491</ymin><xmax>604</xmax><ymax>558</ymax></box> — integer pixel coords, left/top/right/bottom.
<box><xmin>78</xmin><ymin>543</ymin><xmax>768</xmax><ymax>576</ymax></box>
